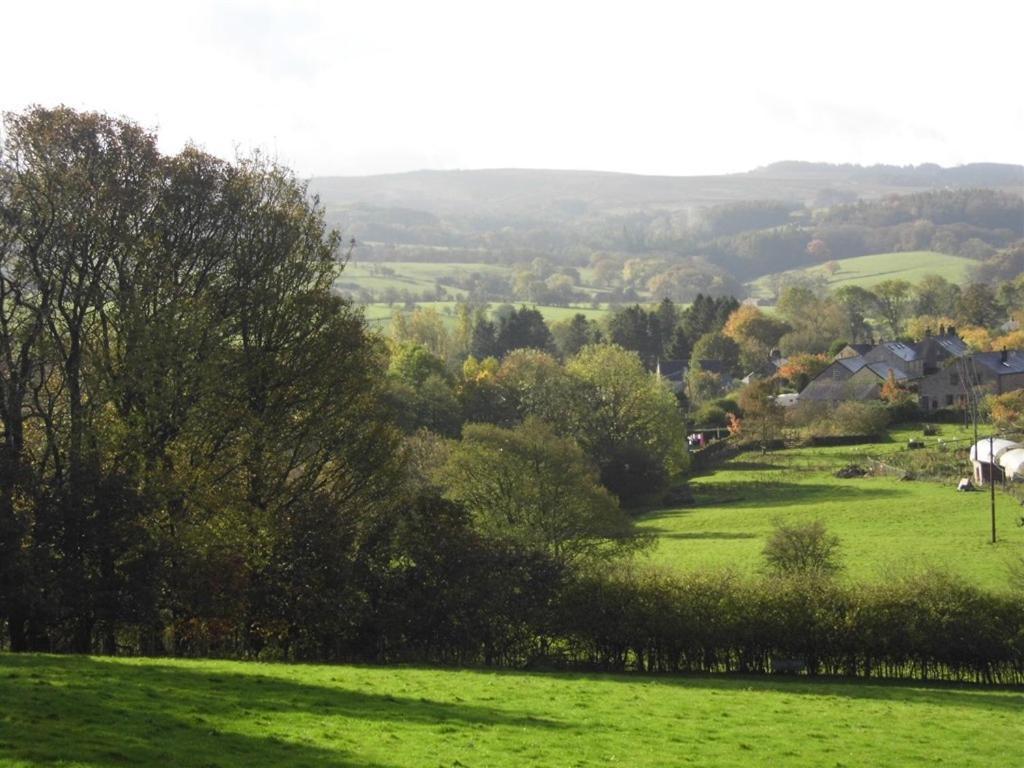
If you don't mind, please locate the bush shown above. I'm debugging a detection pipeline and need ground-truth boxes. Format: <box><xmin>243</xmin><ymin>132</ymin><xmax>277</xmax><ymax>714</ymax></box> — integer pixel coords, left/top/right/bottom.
<box><xmin>692</xmin><ymin>404</ymin><xmax>729</xmax><ymax>427</ymax></box>
<box><xmin>762</xmin><ymin>519</ymin><xmax>843</xmax><ymax>577</ymax></box>
<box><xmin>555</xmin><ymin>567</ymin><xmax>1024</xmax><ymax>681</ymax></box>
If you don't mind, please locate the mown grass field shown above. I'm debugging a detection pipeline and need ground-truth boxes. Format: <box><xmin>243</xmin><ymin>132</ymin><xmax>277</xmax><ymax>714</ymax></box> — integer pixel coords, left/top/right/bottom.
<box><xmin>640</xmin><ymin>426</ymin><xmax>1024</xmax><ymax>591</ymax></box>
<box><xmin>358</xmin><ymin>301</ymin><xmax>613</xmax><ymax>328</ymax></box>
<box><xmin>1</xmin><ymin>654</ymin><xmax>1021</xmax><ymax>768</ymax></box>
<box><xmin>747</xmin><ymin>251</ymin><xmax>974</xmax><ymax>299</ymax></box>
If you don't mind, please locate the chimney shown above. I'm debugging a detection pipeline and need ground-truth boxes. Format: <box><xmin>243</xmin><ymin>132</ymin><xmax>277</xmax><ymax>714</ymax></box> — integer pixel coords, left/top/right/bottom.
<box><xmin>939</xmin><ymin>324</ymin><xmax>945</xmax><ymax>336</ymax></box>
<box><xmin>1001</xmin><ymin>347</ymin><xmax>1008</xmax><ymax>364</ymax></box>
<box><xmin>948</xmin><ymin>326</ymin><xmax>956</xmax><ymax>337</ymax></box>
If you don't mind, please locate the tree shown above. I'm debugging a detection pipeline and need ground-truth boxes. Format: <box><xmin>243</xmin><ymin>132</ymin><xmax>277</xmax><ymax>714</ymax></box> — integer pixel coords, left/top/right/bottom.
<box><xmin>493</xmin><ymin>306</ymin><xmax>553</xmax><ymax>357</ymax></box>
<box><xmin>722</xmin><ymin>304</ymin><xmax>791</xmax><ymax>372</ymax></box>
<box><xmin>988</xmin><ymin>390</ymin><xmax>1024</xmax><ymax>431</ymax></box>
<box><xmin>566</xmin><ymin>345</ymin><xmax>687</xmax><ymax>502</ymax></box>
<box><xmin>762</xmin><ymin>520</ymin><xmax>843</xmax><ymax>576</ymax></box>
<box><xmin>0</xmin><ymin>106</ymin><xmax>402</xmax><ymax>655</ymax></box>
<box><xmin>735</xmin><ymin>380</ymin><xmax>784</xmax><ymax>451</ymax></box>
<box><xmin>955</xmin><ymin>283</ymin><xmax>999</xmax><ymax>328</ymax></box>
<box><xmin>551</xmin><ymin>313</ymin><xmax>601</xmax><ymax>358</ymax></box>
<box><xmin>388</xmin><ymin>341</ymin><xmax>449</xmax><ymax>387</ymax></box>
<box><xmin>494</xmin><ymin>348</ymin><xmax>575</xmax><ymax>426</ymax></box>
<box><xmin>777</xmin><ymin>353</ymin><xmax>830</xmax><ymax>390</ymax></box>
<box><xmin>914</xmin><ymin>275</ymin><xmax>961</xmax><ymax>318</ymax></box>
<box><xmin>691</xmin><ymin>331</ymin><xmax>740</xmax><ymax>373</ymax></box>
<box><xmin>440</xmin><ymin>419</ymin><xmax>633</xmax><ymax>564</ymax></box>
<box><xmin>833</xmin><ymin>285</ymin><xmax>876</xmax><ymax>344</ymax></box>
<box><xmin>470</xmin><ymin>317</ymin><xmax>498</xmax><ymax>358</ymax></box>
<box><xmin>607</xmin><ymin>304</ymin><xmax>662</xmax><ymax>369</ymax></box>
<box><xmin>806</xmin><ymin>238</ymin><xmax>830</xmax><ymax>261</ymax></box>
<box><xmin>872</xmin><ymin>280</ymin><xmax>913</xmax><ymax>338</ymax></box>
<box><xmin>880</xmin><ymin>370</ymin><xmax>914</xmax><ymax>408</ymax></box>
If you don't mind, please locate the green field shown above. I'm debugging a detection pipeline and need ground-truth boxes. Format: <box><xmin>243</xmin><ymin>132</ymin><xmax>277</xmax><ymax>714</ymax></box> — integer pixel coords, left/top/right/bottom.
<box><xmin>640</xmin><ymin>427</ymin><xmax>1024</xmax><ymax>591</ymax></box>
<box><xmin>337</xmin><ymin>261</ymin><xmax>513</xmax><ymax>297</ymax></box>
<box><xmin>1</xmin><ymin>653</ymin><xmax>1020</xmax><ymax>768</ymax></box>
<box><xmin>748</xmin><ymin>251</ymin><xmax>975</xmax><ymax>299</ymax></box>
<box><xmin>359</xmin><ymin>301</ymin><xmax>613</xmax><ymax>329</ymax></box>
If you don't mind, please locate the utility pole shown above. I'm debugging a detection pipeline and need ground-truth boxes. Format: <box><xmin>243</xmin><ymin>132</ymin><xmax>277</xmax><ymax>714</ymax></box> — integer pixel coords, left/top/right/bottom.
<box><xmin>990</xmin><ymin>433</ymin><xmax>997</xmax><ymax>544</ymax></box>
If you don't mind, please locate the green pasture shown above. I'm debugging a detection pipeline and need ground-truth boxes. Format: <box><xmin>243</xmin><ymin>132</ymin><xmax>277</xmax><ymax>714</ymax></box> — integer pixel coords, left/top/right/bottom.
<box><xmin>358</xmin><ymin>301</ymin><xmax>613</xmax><ymax>329</ymax></box>
<box><xmin>640</xmin><ymin>426</ymin><xmax>1024</xmax><ymax>591</ymax></box>
<box><xmin>748</xmin><ymin>251</ymin><xmax>974</xmax><ymax>299</ymax></box>
<box><xmin>1</xmin><ymin>654</ymin><xmax>1020</xmax><ymax>768</ymax></box>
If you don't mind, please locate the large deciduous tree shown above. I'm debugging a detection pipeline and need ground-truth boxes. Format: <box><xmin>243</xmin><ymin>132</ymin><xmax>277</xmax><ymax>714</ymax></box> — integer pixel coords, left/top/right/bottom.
<box><xmin>440</xmin><ymin>418</ymin><xmax>633</xmax><ymax>564</ymax></box>
<box><xmin>0</xmin><ymin>106</ymin><xmax>399</xmax><ymax>656</ymax></box>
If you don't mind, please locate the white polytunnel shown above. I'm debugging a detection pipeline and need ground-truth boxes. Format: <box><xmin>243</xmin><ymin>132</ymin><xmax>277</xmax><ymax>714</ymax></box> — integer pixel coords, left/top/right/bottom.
<box><xmin>968</xmin><ymin>439</ymin><xmax>1020</xmax><ymax>465</ymax></box>
<box><xmin>999</xmin><ymin>448</ymin><xmax>1024</xmax><ymax>480</ymax></box>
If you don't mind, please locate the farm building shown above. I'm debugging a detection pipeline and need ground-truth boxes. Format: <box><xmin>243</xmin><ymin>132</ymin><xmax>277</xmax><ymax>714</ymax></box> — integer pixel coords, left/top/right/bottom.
<box><xmin>798</xmin><ymin>356</ymin><xmax>908</xmax><ymax>405</ymax></box>
<box><xmin>799</xmin><ymin>328</ymin><xmax>1024</xmax><ymax>413</ymax></box>
<box><xmin>969</xmin><ymin>438</ymin><xmax>1023</xmax><ymax>484</ymax></box>
<box><xmin>918</xmin><ymin>349</ymin><xmax>1024</xmax><ymax>411</ymax></box>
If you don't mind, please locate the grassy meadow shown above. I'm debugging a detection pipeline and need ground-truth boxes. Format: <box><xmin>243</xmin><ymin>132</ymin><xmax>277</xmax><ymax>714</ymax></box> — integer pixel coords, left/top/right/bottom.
<box><xmin>640</xmin><ymin>426</ymin><xmax>1024</xmax><ymax>590</ymax></box>
<box><xmin>1</xmin><ymin>653</ymin><xmax>1021</xmax><ymax>768</ymax></box>
<box><xmin>358</xmin><ymin>300</ymin><xmax>613</xmax><ymax>328</ymax></box>
<box><xmin>747</xmin><ymin>250</ymin><xmax>974</xmax><ymax>299</ymax></box>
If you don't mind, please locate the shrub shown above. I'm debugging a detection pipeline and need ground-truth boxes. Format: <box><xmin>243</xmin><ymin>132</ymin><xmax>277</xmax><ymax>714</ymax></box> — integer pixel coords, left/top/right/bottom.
<box><xmin>762</xmin><ymin>519</ymin><xmax>843</xmax><ymax>577</ymax></box>
<box><xmin>692</xmin><ymin>404</ymin><xmax>729</xmax><ymax>427</ymax></box>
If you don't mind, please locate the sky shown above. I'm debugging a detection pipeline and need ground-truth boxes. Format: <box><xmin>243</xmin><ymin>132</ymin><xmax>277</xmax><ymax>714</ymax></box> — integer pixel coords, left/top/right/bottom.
<box><xmin>2</xmin><ymin>0</ymin><xmax>1021</xmax><ymax>178</ymax></box>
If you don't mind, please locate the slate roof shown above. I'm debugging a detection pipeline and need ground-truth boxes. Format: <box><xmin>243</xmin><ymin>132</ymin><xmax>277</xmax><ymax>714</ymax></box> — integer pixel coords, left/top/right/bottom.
<box><xmin>932</xmin><ymin>335</ymin><xmax>969</xmax><ymax>358</ymax></box>
<box><xmin>971</xmin><ymin>351</ymin><xmax>1024</xmax><ymax>376</ymax></box>
<box><xmin>865</xmin><ymin>362</ymin><xmax>909</xmax><ymax>381</ymax></box>
<box><xmin>656</xmin><ymin>359</ymin><xmax>687</xmax><ymax>380</ymax></box>
<box><xmin>840</xmin><ymin>343</ymin><xmax>873</xmax><ymax>357</ymax></box>
<box><xmin>880</xmin><ymin>341</ymin><xmax>919</xmax><ymax>362</ymax></box>
<box><xmin>837</xmin><ymin>356</ymin><xmax>867</xmax><ymax>372</ymax></box>
<box><xmin>799</xmin><ymin>376</ymin><xmax>883</xmax><ymax>402</ymax></box>
<box><xmin>696</xmin><ymin>359</ymin><xmax>732</xmax><ymax>376</ymax></box>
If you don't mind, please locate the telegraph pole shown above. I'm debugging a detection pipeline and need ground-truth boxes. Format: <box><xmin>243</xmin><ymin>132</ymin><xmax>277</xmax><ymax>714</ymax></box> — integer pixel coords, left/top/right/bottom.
<box><xmin>990</xmin><ymin>433</ymin><xmax>997</xmax><ymax>544</ymax></box>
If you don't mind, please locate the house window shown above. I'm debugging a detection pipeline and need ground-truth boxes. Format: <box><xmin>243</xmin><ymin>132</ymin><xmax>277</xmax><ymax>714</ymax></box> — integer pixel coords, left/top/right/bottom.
<box><xmin>949</xmin><ymin>372</ymin><xmax>959</xmax><ymax>385</ymax></box>
<box><xmin>932</xmin><ymin>398</ymin><xmax>938</xmax><ymax>410</ymax></box>
<box><xmin>945</xmin><ymin>394</ymin><xmax>954</xmax><ymax>407</ymax></box>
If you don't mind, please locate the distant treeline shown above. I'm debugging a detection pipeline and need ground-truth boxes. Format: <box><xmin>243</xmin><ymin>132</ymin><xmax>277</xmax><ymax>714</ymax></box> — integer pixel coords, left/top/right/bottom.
<box><xmin>342</xmin><ymin>191</ymin><xmax>1023</xmax><ymax>296</ymax></box>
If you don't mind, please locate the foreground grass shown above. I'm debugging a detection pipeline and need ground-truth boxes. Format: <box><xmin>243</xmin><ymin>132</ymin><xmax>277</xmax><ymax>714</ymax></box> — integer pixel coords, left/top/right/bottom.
<box><xmin>640</xmin><ymin>427</ymin><xmax>1024</xmax><ymax>590</ymax></box>
<box><xmin>1</xmin><ymin>654</ymin><xmax>1021</xmax><ymax>767</ymax></box>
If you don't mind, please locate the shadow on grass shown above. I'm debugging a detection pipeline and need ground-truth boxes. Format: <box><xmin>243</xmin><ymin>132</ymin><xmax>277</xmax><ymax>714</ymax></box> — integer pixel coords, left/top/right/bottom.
<box><xmin>692</xmin><ymin>482</ymin><xmax>901</xmax><ymax>509</ymax></box>
<box><xmin>514</xmin><ymin>668</ymin><xmax>1024</xmax><ymax>714</ymax></box>
<box><xmin>0</xmin><ymin>654</ymin><xmax>565</xmax><ymax>768</ymax></box>
<box><xmin>719</xmin><ymin>461</ymin><xmax>781</xmax><ymax>472</ymax></box>
<box><xmin>641</xmin><ymin>530</ymin><xmax>758</xmax><ymax>541</ymax></box>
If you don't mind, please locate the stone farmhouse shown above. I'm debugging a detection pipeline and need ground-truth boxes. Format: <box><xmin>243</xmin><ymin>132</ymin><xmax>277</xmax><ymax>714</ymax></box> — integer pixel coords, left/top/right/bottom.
<box><xmin>799</xmin><ymin>328</ymin><xmax>1024</xmax><ymax>411</ymax></box>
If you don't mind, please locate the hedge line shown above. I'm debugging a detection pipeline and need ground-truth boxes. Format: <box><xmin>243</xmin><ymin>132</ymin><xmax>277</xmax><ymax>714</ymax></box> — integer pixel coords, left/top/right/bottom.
<box><xmin>552</xmin><ymin>569</ymin><xmax>1024</xmax><ymax>684</ymax></box>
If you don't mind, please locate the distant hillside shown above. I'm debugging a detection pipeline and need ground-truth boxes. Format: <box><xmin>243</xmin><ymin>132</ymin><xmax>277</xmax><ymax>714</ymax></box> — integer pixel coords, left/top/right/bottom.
<box><xmin>747</xmin><ymin>251</ymin><xmax>976</xmax><ymax>300</ymax></box>
<box><xmin>312</xmin><ymin>164</ymin><xmax>1022</xmax><ymax>304</ymax></box>
<box><xmin>747</xmin><ymin>161</ymin><xmax>1024</xmax><ymax>188</ymax></box>
<box><xmin>310</xmin><ymin>163</ymin><xmax>1024</xmax><ymax>219</ymax></box>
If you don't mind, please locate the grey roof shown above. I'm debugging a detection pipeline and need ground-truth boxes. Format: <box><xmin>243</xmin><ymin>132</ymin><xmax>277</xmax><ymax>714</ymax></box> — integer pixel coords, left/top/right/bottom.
<box><xmin>837</xmin><ymin>355</ymin><xmax>867</xmax><ymax>372</ymax></box>
<box><xmin>799</xmin><ymin>376</ymin><xmax>882</xmax><ymax>402</ymax></box>
<box><xmin>972</xmin><ymin>350</ymin><xmax>1024</xmax><ymax>376</ymax></box>
<box><xmin>657</xmin><ymin>359</ymin><xmax>687</xmax><ymax>380</ymax></box>
<box><xmin>881</xmin><ymin>341</ymin><xmax>919</xmax><ymax>362</ymax></box>
<box><xmin>933</xmin><ymin>335</ymin><xmax>969</xmax><ymax>357</ymax></box>
<box><xmin>840</xmin><ymin>343</ymin><xmax>873</xmax><ymax>357</ymax></box>
<box><xmin>696</xmin><ymin>359</ymin><xmax>732</xmax><ymax>376</ymax></box>
<box><xmin>865</xmin><ymin>362</ymin><xmax>909</xmax><ymax>381</ymax></box>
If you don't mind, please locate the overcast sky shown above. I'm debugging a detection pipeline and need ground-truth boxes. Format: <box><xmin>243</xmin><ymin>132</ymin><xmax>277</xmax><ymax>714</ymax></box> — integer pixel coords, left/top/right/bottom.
<box><xmin>2</xmin><ymin>0</ymin><xmax>1021</xmax><ymax>178</ymax></box>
